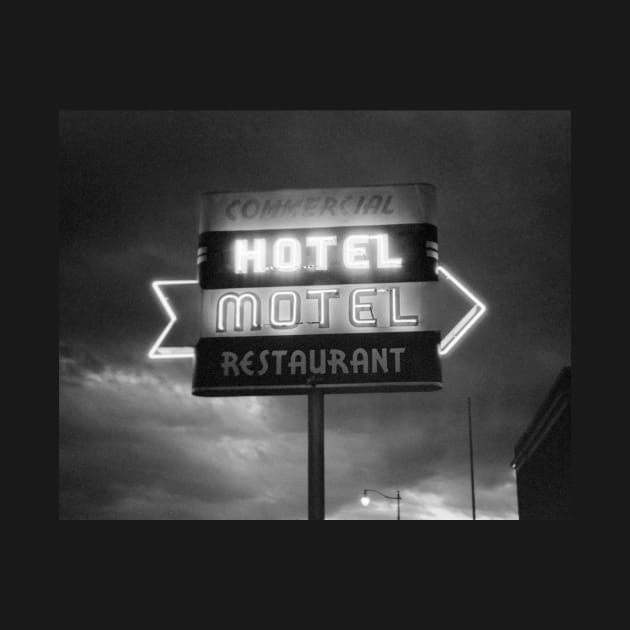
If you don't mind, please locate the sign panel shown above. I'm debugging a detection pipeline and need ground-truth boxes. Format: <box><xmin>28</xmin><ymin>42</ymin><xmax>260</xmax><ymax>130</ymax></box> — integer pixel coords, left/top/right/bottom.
<box><xmin>193</xmin><ymin>183</ymin><xmax>442</xmax><ymax>395</ymax></box>
<box><xmin>194</xmin><ymin>332</ymin><xmax>441</xmax><ymax>395</ymax></box>
<box><xmin>199</xmin><ymin>184</ymin><xmax>436</xmax><ymax>232</ymax></box>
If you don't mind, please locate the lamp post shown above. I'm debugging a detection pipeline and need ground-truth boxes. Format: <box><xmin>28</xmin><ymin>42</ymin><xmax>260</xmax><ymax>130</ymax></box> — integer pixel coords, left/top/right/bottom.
<box><xmin>361</xmin><ymin>488</ymin><xmax>402</xmax><ymax>520</ymax></box>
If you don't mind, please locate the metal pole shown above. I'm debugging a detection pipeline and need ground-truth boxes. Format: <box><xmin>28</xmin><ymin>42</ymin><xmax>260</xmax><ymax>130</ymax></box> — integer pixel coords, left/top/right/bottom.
<box><xmin>468</xmin><ymin>397</ymin><xmax>476</xmax><ymax>520</ymax></box>
<box><xmin>308</xmin><ymin>386</ymin><xmax>325</xmax><ymax>520</ymax></box>
<box><xmin>396</xmin><ymin>490</ymin><xmax>401</xmax><ymax>520</ymax></box>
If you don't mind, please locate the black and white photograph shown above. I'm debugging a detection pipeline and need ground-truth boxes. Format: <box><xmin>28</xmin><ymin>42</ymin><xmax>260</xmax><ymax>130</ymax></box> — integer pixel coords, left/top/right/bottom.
<box><xmin>59</xmin><ymin>110</ymin><xmax>571</xmax><ymax>520</ymax></box>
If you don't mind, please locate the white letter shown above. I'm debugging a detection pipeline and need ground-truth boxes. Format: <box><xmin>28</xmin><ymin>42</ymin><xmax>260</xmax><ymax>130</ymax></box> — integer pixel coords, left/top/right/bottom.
<box><xmin>234</xmin><ymin>238</ymin><xmax>266</xmax><ymax>274</ymax></box>
<box><xmin>389</xmin><ymin>347</ymin><xmax>406</xmax><ymax>372</ymax></box>
<box><xmin>350</xmin><ymin>288</ymin><xmax>377</xmax><ymax>327</ymax></box>
<box><xmin>350</xmin><ymin>348</ymin><xmax>369</xmax><ymax>373</ymax></box>
<box><xmin>343</xmin><ymin>235</ymin><xmax>371</xmax><ymax>269</ymax></box>
<box><xmin>258</xmin><ymin>350</ymin><xmax>270</xmax><ymax>375</ymax></box>
<box><xmin>239</xmin><ymin>350</ymin><xmax>254</xmax><ymax>376</ymax></box>
<box><xmin>390</xmin><ymin>287</ymin><xmax>418</xmax><ymax>326</ymax></box>
<box><xmin>270</xmin><ymin>291</ymin><xmax>300</xmax><ymax>328</ymax></box>
<box><xmin>309</xmin><ymin>350</ymin><xmax>326</xmax><ymax>374</ymax></box>
<box><xmin>271</xmin><ymin>350</ymin><xmax>288</xmax><ymax>375</ymax></box>
<box><xmin>220</xmin><ymin>352</ymin><xmax>239</xmax><ymax>376</ymax></box>
<box><xmin>305</xmin><ymin>235</ymin><xmax>337</xmax><ymax>270</ymax></box>
<box><xmin>306</xmin><ymin>289</ymin><xmax>339</xmax><ymax>328</ymax></box>
<box><xmin>372</xmin><ymin>348</ymin><xmax>389</xmax><ymax>373</ymax></box>
<box><xmin>216</xmin><ymin>292</ymin><xmax>261</xmax><ymax>332</ymax></box>
<box><xmin>273</xmin><ymin>237</ymin><xmax>301</xmax><ymax>271</ymax></box>
<box><xmin>328</xmin><ymin>349</ymin><xmax>349</xmax><ymax>374</ymax></box>
<box><xmin>288</xmin><ymin>350</ymin><xmax>307</xmax><ymax>375</ymax></box>
<box><xmin>373</xmin><ymin>234</ymin><xmax>402</xmax><ymax>268</ymax></box>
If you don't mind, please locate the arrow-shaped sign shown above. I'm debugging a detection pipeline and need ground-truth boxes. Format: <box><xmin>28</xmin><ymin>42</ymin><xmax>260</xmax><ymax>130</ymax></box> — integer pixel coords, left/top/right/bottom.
<box><xmin>147</xmin><ymin>280</ymin><xmax>197</xmax><ymax>359</ymax></box>
<box><xmin>148</xmin><ymin>265</ymin><xmax>486</xmax><ymax>360</ymax></box>
<box><xmin>436</xmin><ymin>266</ymin><xmax>487</xmax><ymax>355</ymax></box>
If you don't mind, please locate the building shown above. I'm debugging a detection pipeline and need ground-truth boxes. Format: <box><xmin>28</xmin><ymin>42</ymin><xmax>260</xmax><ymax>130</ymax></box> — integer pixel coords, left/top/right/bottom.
<box><xmin>511</xmin><ymin>366</ymin><xmax>571</xmax><ymax>520</ymax></box>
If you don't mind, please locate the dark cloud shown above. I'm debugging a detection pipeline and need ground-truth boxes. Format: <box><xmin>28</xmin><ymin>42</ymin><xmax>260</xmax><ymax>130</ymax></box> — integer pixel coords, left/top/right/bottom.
<box><xmin>59</xmin><ymin>111</ymin><xmax>570</xmax><ymax>519</ymax></box>
<box><xmin>58</xmin><ymin>350</ymin><xmax>518</xmax><ymax>519</ymax></box>
<box><xmin>59</xmin><ymin>353</ymin><xmax>309</xmax><ymax>519</ymax></box>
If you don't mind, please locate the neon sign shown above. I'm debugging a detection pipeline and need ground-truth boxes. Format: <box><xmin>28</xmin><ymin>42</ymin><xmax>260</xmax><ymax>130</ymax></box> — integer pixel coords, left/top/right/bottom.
<box><xmin>147</xmin><ymin>280</ymin><xmax>197</xmax><ymax>359</ymax></box>
<box><xmin>149</xmin><ymin>265</ymin><xmax>486</xmax><ymax>359</ymax></box>
<box><xmin>233</xmin><ymin>232</ymin><xmax>403</xmax><ymax>274</ymax></box>
<box><xmin>149</xmin><ymin>184</ymin><xmax>487</xmax><ymax>395</ymax></box>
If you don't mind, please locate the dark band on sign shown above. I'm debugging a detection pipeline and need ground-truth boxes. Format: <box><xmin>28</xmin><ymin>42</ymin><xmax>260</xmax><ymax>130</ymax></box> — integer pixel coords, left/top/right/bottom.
<box><xmin>193</xmin><ymin>331</ymin><xmax>442</xmax><ymax>395</ymax></box>
<box><xmin>198</xmin><ymin>224</ymin><xmax>438</xmax><ymax>290</ymax></box>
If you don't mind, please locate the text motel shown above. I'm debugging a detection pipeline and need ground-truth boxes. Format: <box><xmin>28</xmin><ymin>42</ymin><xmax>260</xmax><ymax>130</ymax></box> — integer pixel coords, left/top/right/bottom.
<box><xmin>213</xmin><ymin>286</ymin><xmax>420</xmax><ymax>333</ymax></box>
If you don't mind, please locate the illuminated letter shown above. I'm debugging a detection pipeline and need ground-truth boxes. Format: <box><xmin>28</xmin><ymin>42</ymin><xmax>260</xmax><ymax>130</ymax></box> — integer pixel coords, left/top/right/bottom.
<box><xmin>305</xmin><ymin>235</ymin><xmax>337</xmax><ymax>270</ymax></box>
<box><xmin>350</xmin><ymin>348</ymin><xmax>369</xmax><ymax>374</ymax></box>
<box><xmin>328</xmin><ymin>349</ymin><xmax>349</xmax><ymax>374</ymax></box>
<box><xmin>373</xmin><ymin>234</ymin><xmax>402</xmax><ymax>268</ymax></box>
<box><xmin>288</xmin><ymin>350</ymin><xmax>307</xmax><ymax>375</ymax></box>
<box><xmin>343</xmin><ymin>235</ymin><xmax>371</xmax><ymax>269</ymax></box>
<box><xmin>273</xmin><ymin>238</ymin><xmax>301</xmax><ymax>271</ymax></box>
<box><xmin>216</xmin><ymin>292</ymin><xmax>261</xmax><ymax>332</ymax></box>
<box><xmin>270</xmin><ymin>291</ymin><xmax>300</xmax><ymax>329</ymax></box>
<box><xmin>221</xmin><ymin>352</ymin><xmax>239</xmax><ymax>376</ymax></box>
<box><xmin>389</xmin><ymin>347</ymin><xmax>406</xmax><ymax>372</ymax></box>
<box><xmin>350</xmin><ymin>288</ymin><xmax>377</xmax><ymax>327</ymax></box>
<box><xmin>306</xmin><ymin>289</ymin><xmax>339</xmax><ymax>328</ymax></box>
<box><xmin>389</xmin><ymin>287</ymin><xmax>418</xmax><ymax>326</ymax></box>
<box><xmin>234</xmin><ymin>239</ymin><xmax>266</xmax><ymax>274</ymax></box>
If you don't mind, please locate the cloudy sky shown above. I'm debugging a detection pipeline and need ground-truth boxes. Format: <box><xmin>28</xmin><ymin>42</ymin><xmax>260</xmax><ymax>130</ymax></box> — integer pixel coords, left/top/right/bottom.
<box><xmin>59</xmin><ymin>111</ymin><xmax>571</xmax><ymax>519</ymax></box>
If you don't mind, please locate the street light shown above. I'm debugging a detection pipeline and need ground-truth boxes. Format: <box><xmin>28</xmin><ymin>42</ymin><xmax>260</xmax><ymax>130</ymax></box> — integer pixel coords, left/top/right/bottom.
<box><xmin>361</xmin><ymin>489</ymin><xmax>402</xmax><ymax>520</ymax></box>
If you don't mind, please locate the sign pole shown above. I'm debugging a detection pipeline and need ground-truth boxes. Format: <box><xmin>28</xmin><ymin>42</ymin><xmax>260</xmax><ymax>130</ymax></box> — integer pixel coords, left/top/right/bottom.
<box><xmin>308</xmin><ymin>383</ymin><xmax>325</xmax><ymax>520</ymax></box>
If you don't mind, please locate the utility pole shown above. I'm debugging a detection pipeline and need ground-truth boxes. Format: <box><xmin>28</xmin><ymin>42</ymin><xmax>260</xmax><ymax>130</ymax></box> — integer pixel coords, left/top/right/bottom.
<box><xmin>308</xmin><ymin>385</ymin><xmax>325</xmax><ymax>520</ymax></box>
<box><xmin>468</xmin><ymin>397</ymin><xmax>476</xmax><ymax>520</ymax></box>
